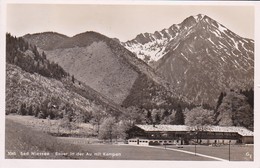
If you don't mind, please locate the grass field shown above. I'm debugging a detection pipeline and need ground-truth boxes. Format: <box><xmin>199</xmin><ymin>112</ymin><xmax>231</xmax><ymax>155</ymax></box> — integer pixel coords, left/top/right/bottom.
<box><xmin>165</xmin><ymin>145</ymin><xmax>253</xmax><ymax>161</ymax></box>
<box><xmin>56</xmin><ymin>137</ymin><xmax>214</xmax><ymax>160</ymax></box>
<box><xmin>5</xmin><ymin>118</ymin><xmax>212</xmax><ymax>160</ymax></box>
<box><xmin>5</xmin><ymin>115</ymin><xmax>254</xmax><ymax>161</ymax></box>
<box><xmin>57</xmin><ymin>137</ymin><xmax>253</xmax><ymax>161</ymax></box>
<box><xmin>5</xmin><ymin>118</ymin><xmax>105</xmax><ymax>159</ymax></box>
<box><xmin>5</xmin><ymin>115</ymin><xmax>94</xmax><ymax>137</ymax></box>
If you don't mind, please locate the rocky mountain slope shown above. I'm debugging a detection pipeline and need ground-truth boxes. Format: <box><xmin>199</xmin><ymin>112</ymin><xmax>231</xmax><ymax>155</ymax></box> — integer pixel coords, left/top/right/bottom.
<box><xmin>6</xmin><ymin>33</ymin><xmax>126</xmax><ymax>120</ymax></box>
<box><xmin>24</xmin><ymin>31</ymin><xmax>187</xmax><ymax>109</ymax></box>
<box><xmin>123</xmin><ymin>14</ymin><xmax>254</xmax><ymax>106</ymax></box>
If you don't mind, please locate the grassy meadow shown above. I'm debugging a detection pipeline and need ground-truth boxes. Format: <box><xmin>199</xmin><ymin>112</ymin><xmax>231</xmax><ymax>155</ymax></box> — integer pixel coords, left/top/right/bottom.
<box><xmin>5</xmin><ymin>115</ymin><xmax>254</xmax><ymax>161</ymax></box>
<box><xmin>5</xmin><ymin>116</ymin><xmax>104</xmax><ymax>159</ymax></box>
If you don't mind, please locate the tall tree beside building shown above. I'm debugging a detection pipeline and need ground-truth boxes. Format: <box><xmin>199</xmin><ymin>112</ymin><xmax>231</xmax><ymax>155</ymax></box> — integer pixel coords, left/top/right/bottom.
<box><xmin>122</xmin><ymin>106</ymin><xmax>145</xmax><ymax>125</ymax></box>
<box><xmin>90</xmin><ymin>106</ymin><xmax>106</xmax><ymax>134</ymax></box>
<box><xmin>185</xmin><ymin>106</ymin><xmax>214</xmax><ymax>142</ymax></box>
<box><xmin>98</xmin><ymin>117</ymin><xmax>117</xmax><ymax>142</ymax></box>
<box><xmin>174</xmin><ymin>104</ymin><xmax>184</xmax><ymax>125</ymax></box>
<box><xmin>214</xmin><ymin>92</ymin><xmax>226</xmax><ymax>124</ymax></box>
<box><xmin>216</xmin><ymin>90</ymin><xmax>253</xmax><ymax>129</ymax></box>
<box><xmin>160</xmin><ymin>109</ymin><xmax>176</xmax><ymax>124</ymax></box>
<box><xmin>185</xmin><ymin>106</ymin><xmax>214</xmax><ymax>127</ymax></box>
<box><xmin>215</xmin><ymin>92</ymin><xmax>226</xmax><ymax>111</ymax></box>
<box><xmin>240</xmin><ymin>88</ymin><xmax>254</xmax><ymax>109</ymax></box>
<box><xmin>117</xmin><ymin>120</ymin><xmax>132</xmax><ymax>140</ymax></box>
<box><xmin>145</xmin><ymin>110</ymin><xmax>153</xmax><ymax>124</ymax></box>
<box><xmin>151</xmin><ymin>109</ymin><xmax>161</xmax><ymax>124</ymax></box>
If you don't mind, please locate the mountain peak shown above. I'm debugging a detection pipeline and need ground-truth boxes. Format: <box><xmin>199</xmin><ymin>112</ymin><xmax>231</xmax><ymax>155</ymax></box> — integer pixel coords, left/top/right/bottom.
<box><xmin>193</xmin><ymin>14</ymin><xmax>206</xmax><ymax>21</ymax></box>
<box><xmin>180</xmin><ymin>14</ymin><xmax>212</xmax><ymax>28</ymax></box>
<box><xmin>123</xmin><ymin>14</ymin><xmax>212</xmax><ymax>62</ymax></box>
<box><xmin>54</xmin><ymin>31</ymin><xmax>110</xmax><ymax>49</ymax></box>
<box><xmin>23</xmin><ymin>31</ymin><xmax>69</xmax><ymax>50</ymax></box>
<box><xmin>23</xmin><ymin>31</ymin><xmax>69</xmax><ymax>39</ymax></box>
<box><xmin>123</xmin><ymin>14</ymin><xmax>254</xmax><ymax>106</ymax></box>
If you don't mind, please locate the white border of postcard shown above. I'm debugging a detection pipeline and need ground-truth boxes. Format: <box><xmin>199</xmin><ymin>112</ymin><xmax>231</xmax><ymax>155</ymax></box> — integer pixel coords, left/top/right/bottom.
<box><xmin>0</xmin><ymin>1</ymin><xmax>260</xmax><ymax>168</ymax></box>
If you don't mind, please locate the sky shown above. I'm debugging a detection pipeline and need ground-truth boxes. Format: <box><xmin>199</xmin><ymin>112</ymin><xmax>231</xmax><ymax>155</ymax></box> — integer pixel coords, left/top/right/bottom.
<box><xmin>6</xmin><ymin>4</ymin><xmax>254</xmax><ymax>42</ymax></box>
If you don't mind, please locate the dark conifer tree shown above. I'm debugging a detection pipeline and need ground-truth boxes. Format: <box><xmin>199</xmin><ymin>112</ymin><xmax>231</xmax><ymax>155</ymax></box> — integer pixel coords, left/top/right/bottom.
<box><xmin>216</xmin><ymin>92</ymin><xmax>225</xmax><ymax>110</ymax></box>
<box><xmin>72</xmin><ymin>75</ymin><xmax>75</xmax><ymax>83</ymax></box>
<box><xmin>19</xmin><ymin>103</ymin><xmax>27</xmax><ymax>116</ymax></box>
<box><xmin>174</xmin><ymin>104</ymin><xmax>184</xmax><ymax>125</ymax></box>
<box><xmin>28</xmin><ymin>105</ymin><xmax>33</xmax><ymax>116</ymax></box>
<box><xmin>214</xmin><ymin>92</ymin><xmax>226</xmax><ymax>124</ymax></box>
<box><xmin>155</xmin><ymin>113</ymin><xmax>161</xmax><ymax>124</ymax></box>
<box><xmin>34</xmin><ymin>106</ymin><xmax>40</xmax><ymax>117</ymax></box>
<box><xmin>240</xmin><ymin>88</ymin><xmax>254</xmax><ymax>109</ymax></box>
<box><xmin>162</xmin><ymin>109</ymin><xmax>170</xmax><ymax>119</ymax></box>
<box><xmin>146</xmin><ymin>110</ymin><xmax>152</xmax><ymax>124</ymax></box>
<box><xmin>42</xmin><ymin>51</ymin><xmax>47</xmax><ymax>59</ymax></box>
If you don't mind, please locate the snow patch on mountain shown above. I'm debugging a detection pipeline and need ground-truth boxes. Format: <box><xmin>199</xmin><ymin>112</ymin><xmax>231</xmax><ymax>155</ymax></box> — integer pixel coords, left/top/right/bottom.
<box><xmin>218</xmin><ymin>23</ymin><xmax>228</xmax><ymax>34</ymax></box>
<box><xmin>124</xmin><ymin>36</ymin><xmax>171</xmax><ymax>62</ymax></box>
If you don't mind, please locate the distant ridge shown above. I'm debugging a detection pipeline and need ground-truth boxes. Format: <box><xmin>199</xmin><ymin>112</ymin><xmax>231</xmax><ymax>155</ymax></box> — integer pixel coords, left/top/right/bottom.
<box><xmin>23</xmin><ymin>32</ymin><xmax>69</xmax><ymax>50</ymax></box>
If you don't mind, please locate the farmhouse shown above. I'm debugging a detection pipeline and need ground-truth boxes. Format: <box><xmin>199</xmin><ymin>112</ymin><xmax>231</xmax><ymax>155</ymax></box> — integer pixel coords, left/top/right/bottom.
<box><xmin>127</xmin><ymin>125</ymin><xmax>253</xmax><ymax>146</ymax></box>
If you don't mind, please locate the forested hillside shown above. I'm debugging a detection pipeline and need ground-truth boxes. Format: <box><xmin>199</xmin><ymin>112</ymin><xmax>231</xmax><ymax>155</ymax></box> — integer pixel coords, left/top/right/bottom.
<box><xmin>6</xmin><ymin>33</ymin><xmax>68</xmax><ymax>80</ymax></box>
<box><xmin>6</xmin><ymin>33</ymin><xmax>125</xmax><ymax>125</ymax></box>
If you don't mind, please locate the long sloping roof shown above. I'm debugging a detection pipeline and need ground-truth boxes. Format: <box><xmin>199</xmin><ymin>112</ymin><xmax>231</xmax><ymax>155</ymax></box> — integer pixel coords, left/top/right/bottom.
<box><xmin>135</xmin><ymin>125</ymin><xmax>254</xmax><ymax>137</ymax></box>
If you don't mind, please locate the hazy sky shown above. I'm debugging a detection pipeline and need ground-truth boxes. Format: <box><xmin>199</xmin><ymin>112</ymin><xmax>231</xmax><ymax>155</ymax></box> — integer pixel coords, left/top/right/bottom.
<box><xmin>7</xmin><ymin>4</ymin><xmax>254</xmax><ymax>42</ymax></box>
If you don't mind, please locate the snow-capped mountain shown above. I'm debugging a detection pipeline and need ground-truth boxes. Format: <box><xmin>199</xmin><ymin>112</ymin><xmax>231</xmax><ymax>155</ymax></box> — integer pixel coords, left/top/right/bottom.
<box><xmin>123</xmin><ymin>14</ymin><xmax>254</xmax><ymax>106</ymax></box>
<box><xmin>123</xmin><ymin>14</ymin><xmax>253</xmax><ymax>63</ymax></box>
<box><xmin>122</xmin><ymin>15</ymin><xmax>207</xmax><ymax>63</ymax></box>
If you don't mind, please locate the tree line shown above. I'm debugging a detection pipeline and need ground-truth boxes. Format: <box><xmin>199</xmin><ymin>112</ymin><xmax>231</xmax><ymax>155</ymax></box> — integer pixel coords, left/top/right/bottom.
<box><xmin>117</xmin><ymin>88</ymin><xmax>254</xmax><ymax>133</ymax></box>
<box><xmin>214</xmin><ymin>88</ymin><xmax>253</xmax><ymax>130</ymax></box>
<box><xmin>11</xmin><ymin>87</ymin><xmax>253</xmax><ymax>141</ymax></box>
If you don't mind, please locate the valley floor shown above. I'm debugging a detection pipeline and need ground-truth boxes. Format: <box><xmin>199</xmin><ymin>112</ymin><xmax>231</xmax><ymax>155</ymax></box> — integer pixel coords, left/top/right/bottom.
<box><xmin>5</xmin><ymin>115</ymin><xmax>253</xmax><ymax>161</ymax></box>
